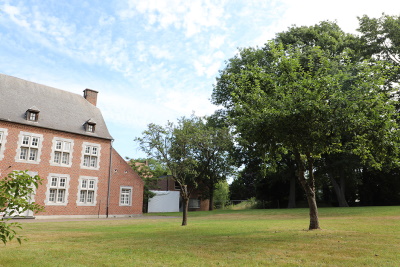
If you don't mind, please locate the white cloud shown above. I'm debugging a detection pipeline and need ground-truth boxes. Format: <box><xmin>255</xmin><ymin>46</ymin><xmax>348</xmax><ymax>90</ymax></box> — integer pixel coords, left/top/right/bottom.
<box><xmin>209</xmin><ymin>34</ymin><xmax>226</xmax><ymax>49</ymax></box>
<box><xmin>162</xmin><ymin>87</ymin><xmax>217</xmax><ymax>117</ymax></box>
<box><xmin>193</xmin><ymin>51</ymin><xmax>225</xmax><ymax>77</ymax></box>
<box><xmin>3</xmin><ymin>0</ymin><xmax>400</xmax><ymax>159</ymax></box>
<box><xmin>149</xmin><ymin>45</ymin><xmax>173</xmax><ymax>60</ymax></box>
<box><xmin>2</xmin><ymin>4</ymin><xmax>30</xmax><ymax>28</ymax></box>
<box><xmin>121</xmin><ymin>0</ymin><xmax>228</xmax><ymax>37</ymax></box>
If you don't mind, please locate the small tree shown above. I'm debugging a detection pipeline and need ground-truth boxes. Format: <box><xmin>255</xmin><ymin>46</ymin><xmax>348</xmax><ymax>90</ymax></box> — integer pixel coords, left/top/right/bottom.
<box><xmin>135</xmin><ymin>119</ymin><xmax>200</xmax><ymax>226</ymax></box>
<box><xmin>135</xmin><ymin>115</ymin><xmax>233</xmax><ymax>225</ymax></box>
<box><xmin>0</xmin><ymin>171</ymin><xmax>43</xmax><ymax>244</ymax></box>
<box><xmin>127</xmin><ymin>158</ymin><xmax>169</xmax><ymax>213</ymax></box>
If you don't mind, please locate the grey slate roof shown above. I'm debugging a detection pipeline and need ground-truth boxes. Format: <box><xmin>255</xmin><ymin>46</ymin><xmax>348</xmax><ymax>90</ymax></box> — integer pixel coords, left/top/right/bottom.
<box><xmin>0</xmin><ymin>74</ymin><xmax>113</xmax><ymax>140</ymax></box>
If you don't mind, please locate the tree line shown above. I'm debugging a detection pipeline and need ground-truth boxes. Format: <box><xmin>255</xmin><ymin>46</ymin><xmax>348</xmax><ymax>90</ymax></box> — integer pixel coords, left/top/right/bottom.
<box><xmin>136</xmin><ymin>14</ymin><xmax>400</xmax><ymax>229</ymax></box>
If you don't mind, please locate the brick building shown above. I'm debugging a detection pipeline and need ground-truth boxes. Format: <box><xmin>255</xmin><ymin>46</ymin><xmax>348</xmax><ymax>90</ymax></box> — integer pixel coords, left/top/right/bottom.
<box><xmin>0</xmin><ymin>74</ymin><xmax>144</xmax><ymax>219</ymax></box>
<box><xmin>148</xmin><ymin>176</ymin><xmax>209</xmax><ymax>212</ymax></box>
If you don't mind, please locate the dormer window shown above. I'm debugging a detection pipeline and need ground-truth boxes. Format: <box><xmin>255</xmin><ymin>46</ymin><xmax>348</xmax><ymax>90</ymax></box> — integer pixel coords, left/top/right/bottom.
<box><xmin>26</xmin><ymin>106</ymin><xmax>40</xmax><ymax>122</ymax></box>
<box><xmin>85</xmin><ymin>119</ymin><xmax>96</xmax><ymax>133</ymax></box>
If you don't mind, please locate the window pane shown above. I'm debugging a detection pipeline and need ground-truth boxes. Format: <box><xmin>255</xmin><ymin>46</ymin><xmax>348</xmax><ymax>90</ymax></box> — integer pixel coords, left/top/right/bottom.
<box><xmin>31</xmin><ymin>137</ymin><xmax>39</xmax><ymax>147</ymax></box>
<box><xmin>88</xmin><ymin>180</ymin><xmax>95</xmax><ymax>189</ymax></box>
<box><xmin>62</xmin><ymin>152</ymin><xmax>69</xmax><ymax>164</ymax></box>
<box><xmin>51</xmin><ymin>177</ymin><xmax>58</xmax><ymax>187</ymax></box>
<box><xmin>49</xmin><ymin>189</ymin><xmax>56</xmax><ymax>202</ymax></box>
<box><xmin>22</xmin><ymin>136</ymin><xmax>29</xmax><ymax>145</ymax></box>
<box><xmin>87</xmin><ymin>124</ymin><xmax>94</xmax><ymax>132</ymax></box>
<box><xmin>120</xmin><ymin>194</ymin><xmax>126</xmax><ymax>204</ymax></box>
<box><xmin>85</xmin><ymin>146</ymin><xmax>91</xmax><ymax>154</ymax></box>
<box><xmin>90</xmin><ymin>156</ymin><xmax>97</xmax><ymax>167</ymax></box>
<box><xmin>20</xmin><ymin>148</ymin><xmax>28</xmax><ymax>159</ymax></box>
<box><xmin>59</xmin><ymin>178</ymin><xmax>66</xmax><ymax>187</ymax></box>
<box><xmin>80</xmin><ymin>191</ymin><xmax>86</xmax><ymax>202</ymax></box>
<box><xmin>83</xmin><ymin>155</ymin><xmax>90</xmax><ymax>166</ymax></box>
<box><xmin>63</xmin><ymin>142</ymin><xmax>70</xmax><ymax>151</ymax></box>
<box><xmin>87</xmin><ymin>191</ymin><xmax>94</xmax><ymax>203</ymax></box>
<box><xmin>29</xmin><ymin>148</ymin><xmax>38</xmax><ymax>161</ymax></box>
<box><xmin>57</xmin><ymin>189</ymin><xmax>65</xmax><ymax>202</ymax></box>
<box><xmin>29</xmin><ymin>112</ymin><xmax>37</xmax><ymax>121</ymax></box>
<box><xmin>56</xmin><ymin>141</ymin><xmax>62</xmax><ymax>150</ymax></box>
<box><xmin>92</xmin><ymin>147</ymin><xmax>97</xmax><ymax>155</ymax></box>
<box><xmin>54</xmin><ymin>151</ymin><xmax>61</xmax><ymax>163</ymax></box>
<box><xmin>81</xmin><ymin>179</ymin><xmax>87</xmax><ymax>189</ymax></box>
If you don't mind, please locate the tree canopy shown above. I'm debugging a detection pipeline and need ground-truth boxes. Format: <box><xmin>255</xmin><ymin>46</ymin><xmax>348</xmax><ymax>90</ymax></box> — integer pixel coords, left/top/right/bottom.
<box><xmin>212</xmin><ymin>21</ymin><xmax>400</xmax><ymax>229</ymax></box>
<box><xmin>135</xmin><ymin>115</ymin><xmax>233</xmax><ymax>225</ymax></box>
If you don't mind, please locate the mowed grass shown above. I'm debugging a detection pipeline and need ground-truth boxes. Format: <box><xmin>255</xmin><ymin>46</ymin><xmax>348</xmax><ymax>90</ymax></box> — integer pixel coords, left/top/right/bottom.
<box><xmin>1</xmin><ymin>207</ymin><xmax>399</xmax><ymax>266</ymax></box>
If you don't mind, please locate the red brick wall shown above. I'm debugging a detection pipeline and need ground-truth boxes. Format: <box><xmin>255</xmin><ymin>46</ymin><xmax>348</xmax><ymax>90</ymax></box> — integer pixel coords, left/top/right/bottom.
<box><xmin>108</xmin><ymin>148</ymin><xmax>144</xmax><ymax>216</ymax></box>
<box><xmin>0</xmin><ymin>121</ymin><xmax>143</xmax><ymax>217</ymax></box>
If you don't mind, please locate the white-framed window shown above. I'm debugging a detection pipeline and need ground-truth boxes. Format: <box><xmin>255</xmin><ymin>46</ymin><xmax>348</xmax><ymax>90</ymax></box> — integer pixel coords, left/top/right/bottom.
<box><xmin>27</xmin><ymin>111</ymin><xmax>39</xmax><ymax>121</ymax></box>
<box><xmin>45</xmin><ymin>174</ymin><xmax>70</xmax><ymax>206</ymax></box>
<box><xmin>119</xmin><ymin>186</ymin><xmax>133</xmax><ymax>206</ymax></box>
<box><xmin>189</xmin><ymin>198</ymin><xmax>201</xmax><ymax>209</ymax></box>
<box><xmin>0</xmin><ymin>128</ymin><xmax>8</xmax><ymax>160</ymax></box>
<box><xmin>15</xmin><ymin>132</ymin><xmax>43</xmax><ymax>164</ymax></box>
<box><xmin>85</xmin><ymin>119</ymin><xmax>96</xmax><ymax>133</ymax></box>
<box><xmin>50</xmin><ymin>137</ymin><xmax>73</xmax><ymax>167</ymax></box>
<box><xmin>80</xmin><ymin>142</ymin><xmax>101</xmax><ymax>170</ymax></box>
<box><xmin>77</xmin><ymin>176</ymin><xmax>98</xmax><ymax>206</ymax></box>
<box><xmin>86</xmin><ymin>122</ymin><xmax>96</xmax><ymax>133</ymax></box>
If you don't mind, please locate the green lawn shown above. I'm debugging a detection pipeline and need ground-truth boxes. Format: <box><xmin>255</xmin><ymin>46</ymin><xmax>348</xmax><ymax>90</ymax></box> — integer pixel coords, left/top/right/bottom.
<box><xmin>1</xmin><ymin>207</ymin><xmax>399</xmax><ymax>266</ymax></box>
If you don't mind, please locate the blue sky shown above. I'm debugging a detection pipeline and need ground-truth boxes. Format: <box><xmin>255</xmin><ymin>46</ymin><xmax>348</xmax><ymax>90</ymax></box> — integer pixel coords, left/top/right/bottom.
<box><xmin>1</xmin><ymin>0</ymin><xmax>399</xmax><ymax>159</ymax></box>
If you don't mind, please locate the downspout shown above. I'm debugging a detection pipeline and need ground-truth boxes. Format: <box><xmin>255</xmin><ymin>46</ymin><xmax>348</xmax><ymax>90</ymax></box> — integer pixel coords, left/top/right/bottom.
<box><xmin>106</xmin><ymin>139</ymin><xmax>114</xmax><ymax>218</ymax></box>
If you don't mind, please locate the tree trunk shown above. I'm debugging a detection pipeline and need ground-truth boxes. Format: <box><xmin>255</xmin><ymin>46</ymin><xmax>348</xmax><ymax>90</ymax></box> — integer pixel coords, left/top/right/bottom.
<box><xmin>181</xmin><ymin>185</ymin><xmax>189</xmax><ymax>226</ymax></box>
<box><xmin>295</xmin><ymin>152</ymin><xmax>320</xmax><ymax>230</ymax></box>
<box><xmin>329</xmin><ymin>175</ymin><xmax>349</xmax><ymax>207</ymax></box>
<box><xmin>209</xmin><ymin>183</ymin><xmax>214</xmax><ymax>211</ymax></box>
<box><xmin>287</xmin><ymin>175</ymin><xmax>296</xmax><ymax>208</ymax></box>
<box><xmin>182</xmin><ymin>197</ymin><xmax>189</xmax><ymax>226</ymax></box>
<box><xmin>305</xmin><ymin>189</ymin><xmax>319</xmax><ymax>230</ymax></box>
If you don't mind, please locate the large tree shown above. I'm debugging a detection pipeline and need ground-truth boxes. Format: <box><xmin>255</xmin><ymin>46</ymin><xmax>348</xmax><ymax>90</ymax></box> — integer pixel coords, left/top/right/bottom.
<box><xmin>212</xmin><ymin>26</ymin><xmax>399</xmax><ymax>229</ymax></box>
<box><xmin>358</xmin><ymin>14</ymin><xmax>400</xmax><ymax>89</ymax></box>
<box><xmin>135</xmin><ymin>115</ymin><xmax>232</xmax><ymax>225</ymax></box>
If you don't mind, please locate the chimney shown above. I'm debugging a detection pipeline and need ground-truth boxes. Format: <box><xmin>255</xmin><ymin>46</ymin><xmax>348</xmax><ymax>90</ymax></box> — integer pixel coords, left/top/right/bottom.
<box><xmin>83</xmin><ymin>89</ymin><xmax>98</xmax><ymax>106</ymax></box>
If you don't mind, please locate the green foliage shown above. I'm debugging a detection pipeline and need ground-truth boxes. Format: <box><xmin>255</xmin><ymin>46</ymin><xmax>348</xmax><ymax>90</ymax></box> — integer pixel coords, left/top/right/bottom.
<box><xmin>213</xmin><ymin>180</ymin><xmax>230</xmax><ymax>209</ymax></box>
<box><xmin>215</xmin><ymin>41</ymin><xmax>398</xmax><ymax>165</ymax></box>
<box><xmin>358</xmin><ymin>14</ymin><xmax>400</xmax><ymax>66</ymax></box>
<box><xmin>212</xmin><ymin>21</ymin><xmax>400</xmax><ymax>229</ymax></box>
<box><xmin>0</xmin><ymin>171</ymin><xmax>43</xmax><ymax>245</ymax></box>
<box><xmin>135</xmin><ymin>115</ymin><xmax>234</xmax><ymax>223</ymax></box>
<box><xmin>127</xmin><ymin>158</ymin><xmax>169</xmax><ymax>204</ymax></box>
<box><xmin>135</xmin><ymin>118</ymin><xmax>200</xmax><ymax>194</ymax></box>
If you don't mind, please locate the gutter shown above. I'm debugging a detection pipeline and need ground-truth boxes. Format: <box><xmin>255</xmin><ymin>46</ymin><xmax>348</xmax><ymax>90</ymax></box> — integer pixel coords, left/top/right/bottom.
<box><xmin>106</xmin><ymin>139</ymin><xmax>114</xmax><ymax>218</ymax></box>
